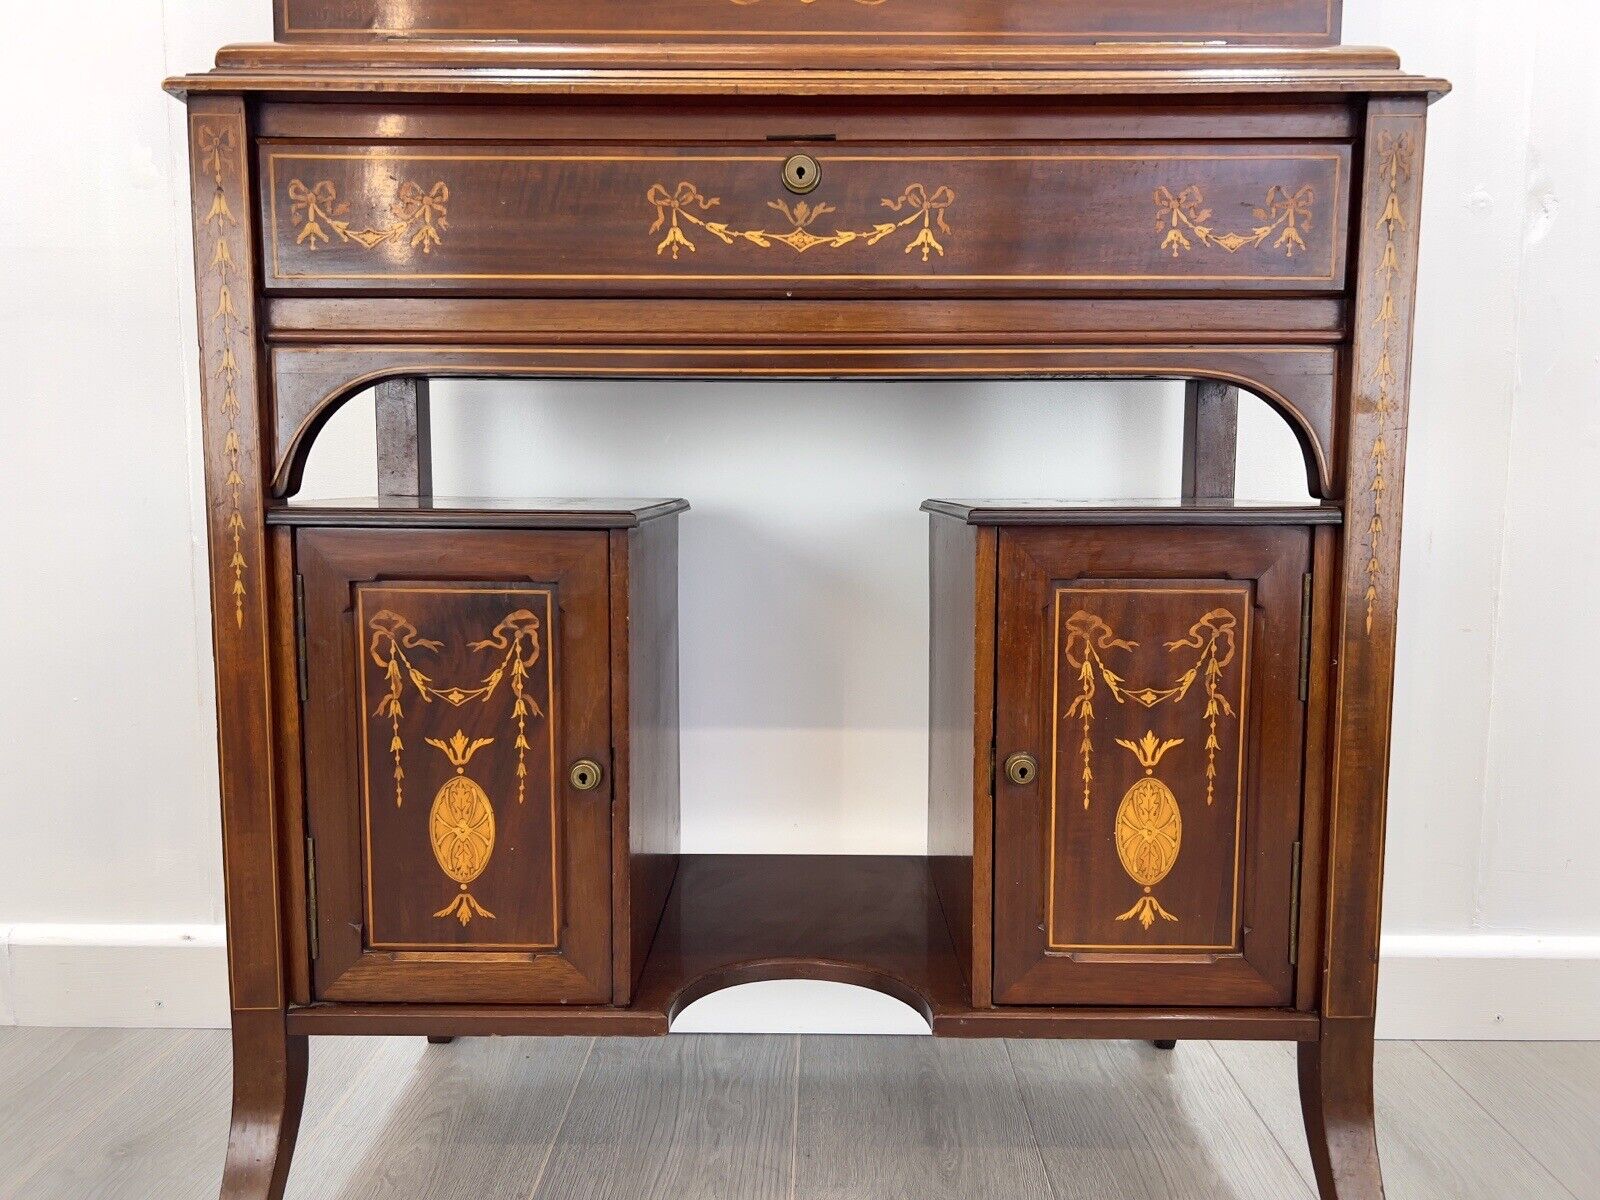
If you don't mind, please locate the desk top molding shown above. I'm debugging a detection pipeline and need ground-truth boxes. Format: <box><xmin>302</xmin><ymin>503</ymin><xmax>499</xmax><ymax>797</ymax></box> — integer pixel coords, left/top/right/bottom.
<box><xmin>167</xmin><ymin>42</ymin><xmax>1446</xmax><ymax>99</ymax></box>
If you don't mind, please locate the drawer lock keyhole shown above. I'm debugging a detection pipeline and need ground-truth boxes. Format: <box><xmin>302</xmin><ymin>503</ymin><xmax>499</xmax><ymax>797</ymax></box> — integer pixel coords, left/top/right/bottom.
<box><xmin>1004</xmin><ymin>752</ymin><xmax>1040</xmax><ymax>786</ymax></box>
<box><xmin>569</xmin><ymin>759</ymin><xmax>604</xmax><ymax>792</ymax></box>
<box><xmin>782</xmin><ymin>154</ymin><xmax>821</xmax><ymax>195</ymax></box>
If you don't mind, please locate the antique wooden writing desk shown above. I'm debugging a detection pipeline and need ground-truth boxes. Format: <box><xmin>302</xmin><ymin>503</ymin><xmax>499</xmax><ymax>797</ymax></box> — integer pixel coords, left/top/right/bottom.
<box><xmin>165</xmin><ymin>2</ymin><xmax>1446</xmax><ymax>1195</ymax></box>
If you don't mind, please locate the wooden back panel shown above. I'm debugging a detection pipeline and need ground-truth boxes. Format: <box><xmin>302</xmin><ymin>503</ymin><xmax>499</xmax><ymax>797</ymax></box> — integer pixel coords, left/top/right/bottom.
<box><xmin>274</xmin><ymin>0</ymin><xmax>1341</xmax><ymax>47</ymax></box>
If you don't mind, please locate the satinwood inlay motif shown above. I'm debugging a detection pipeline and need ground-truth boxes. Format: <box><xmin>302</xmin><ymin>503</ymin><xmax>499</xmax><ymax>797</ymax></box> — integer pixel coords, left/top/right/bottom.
<box><xmin>1113</xmin><ymin>731</ymin><xmax>1185</xmax><ymax>929</ymax></box>
<box><xmin>368</xmin><ymin>611</ymin><xmax>444</xmax><ymax>808</ymax></box>
<box><xmin>367</xmin><ymin>608</ymin><xmax>546</xmax><ymax>809</ymax></box>
<box><xmin>1365</xmin><ymin>131</ymin><xmax>1414</xmax><ymax>635</ymax></box>
<box><xmin>288</xmin><ymin>178</ymin><xmax>450</xmax><ymax>253</ymax></box>
<box><xmin>1155</xmin><ymin>183</ymin><xmax>1316</xmax><ymax>258</ymax></box>
<box><xmin>363</xmin><ymin>604</ymin><xmax>551</xmax><ymax>924</ymax></box>
<box><xmin>1063</xmin><ymin>608</ymin><xmax>1238</xmax><ymax>810</ymax></box>
<box><xmin>1058</xmin><ymin>604</ymin><xmax>1242</xmax><ymax>934</ymax></box>
<box><xmin>197</xmin><ymin>124</ymin><xmax>248</xmax><ymax>626</ymax></box>
<box><xmin>426</xmin><ymin>730</ymin><xmax>498</xmax><ymax>926</ymax></box>
<box><xmin>649</xmin><ymin>181</ymin><xmax>955</xmax><ymax>260</ymax></box>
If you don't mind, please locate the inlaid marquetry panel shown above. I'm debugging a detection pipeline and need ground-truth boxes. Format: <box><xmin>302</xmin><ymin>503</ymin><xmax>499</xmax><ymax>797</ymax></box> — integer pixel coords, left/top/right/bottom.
<box><xmin>275</xmin><ymin>0</ymin><xmax>1340</xmax><ymax>45</ymax></box>
<box><xmin>356</xmin><ymin>584</ymin><xmax>560</xmax><ymax>951</ymax></box>
<box><xmin>260</xmin><ymin>143</ymin><xmax>1349</xmax><ymax>294</ymax></box>
<box><xmin>1047</xmin><ymin>582</ymin><xmax>1251</xmax><ymax>954</ymax></box>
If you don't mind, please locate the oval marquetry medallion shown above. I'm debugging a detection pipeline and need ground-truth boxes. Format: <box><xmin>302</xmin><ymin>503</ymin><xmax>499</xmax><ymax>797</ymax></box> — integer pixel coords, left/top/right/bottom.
<box><xmin>1114</xmin><ymin>776</ymin><xmax>1182</xmax><ymax>888</ymax></box>
<box><xmin>429</xmin><ymin>775</ymin><xmax>497</xmax><ymax>886</ymax></box>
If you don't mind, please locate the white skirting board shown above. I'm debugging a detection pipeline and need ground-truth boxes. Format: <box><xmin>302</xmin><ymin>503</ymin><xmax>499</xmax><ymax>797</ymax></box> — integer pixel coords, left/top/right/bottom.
<box><xmin>2</xmin><ymin>924</ymin><xmax>1597</xmax><ymax>1038</ymax></box>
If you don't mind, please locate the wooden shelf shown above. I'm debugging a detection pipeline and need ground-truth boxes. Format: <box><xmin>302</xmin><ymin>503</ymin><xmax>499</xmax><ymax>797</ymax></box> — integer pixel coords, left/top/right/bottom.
<box><xmin>266</xmin><ymin>496</ymin><xmax>688</xmax><ymax>529</ymax></box>
<box><xmin>288</xmin><ymin>855</ymin><xmax>1317</xmax><ymax>1042</ymax></box>
<box><xmin>923</xmin><ymin>498</ymin><xmax>1342</xmax><ymax>526</ymax></box>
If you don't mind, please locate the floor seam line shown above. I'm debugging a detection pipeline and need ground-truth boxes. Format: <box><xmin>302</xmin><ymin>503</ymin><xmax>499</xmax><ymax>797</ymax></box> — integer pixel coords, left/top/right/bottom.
<box><xmin>787</xmin><ymin>1035</ymin><xmax>801</xmax><ymax>1200</ymax></box>
<box><xmin>1002</xmin><ymin>1038</ymin><xmax>1061</xmax><ymax>1200</ymax></box>
<box><xmin>1415</xmin><ymin>1040</ymin><xmax>1584</xmax><ymax>1200</ymax></box>
<box><xmin>1208</xmin><ymin>1039</ymin><xmax>1319</xmax><ymax>1197</ymax></box>
<box><xmin>525</xmin><ymin>1034</ymin><xmax>596</xmax><ymax>1200</ymax></box>
<box><xmin>2</xmin><ymin>1028</ymin><xmax>206</xmax><ymax>1197</ymax></box>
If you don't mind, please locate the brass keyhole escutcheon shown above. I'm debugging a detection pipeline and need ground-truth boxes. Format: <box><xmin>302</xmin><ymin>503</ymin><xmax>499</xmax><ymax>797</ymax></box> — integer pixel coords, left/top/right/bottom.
<box><xmin>1004</xmin><ymin>752</ymin><xmax>1039</xmax><ymax>786</ymax></box>
<box><xmin>569</xmin><ymin>759</ymin><xmax>604</xmax><ymax>791</ymax></box>
<box><xmin>782</xmin><ymin>153</ymin><xmax>821</xmax><ymax>195</ymax></box>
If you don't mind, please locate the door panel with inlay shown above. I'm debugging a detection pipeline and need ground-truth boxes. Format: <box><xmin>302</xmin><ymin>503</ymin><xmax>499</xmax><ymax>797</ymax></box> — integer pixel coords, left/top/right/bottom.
<box><xmin>299</xmin><ymin>527</ymin><xmax>613</xmax><ymax>1004</ymax></box>
<box><xmin>992</xmin><ymin>525</ymin><xmax>1309</xmax><ymax>1007</ymax></box>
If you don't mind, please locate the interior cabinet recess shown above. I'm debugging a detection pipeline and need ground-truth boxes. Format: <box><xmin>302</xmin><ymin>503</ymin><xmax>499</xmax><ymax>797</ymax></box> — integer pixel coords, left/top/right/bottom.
<box><xmin>167</xmin><ymin>2</ymin><xmax>1444</xmax><ymax>1194</ymax></box>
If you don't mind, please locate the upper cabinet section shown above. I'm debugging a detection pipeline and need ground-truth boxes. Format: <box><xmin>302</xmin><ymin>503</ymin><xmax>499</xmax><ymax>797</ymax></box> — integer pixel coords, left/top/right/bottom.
<box><xmin>274</xmin><ymin>0</ymin><xmax>1341</xmax><ymax>46</ymax></box>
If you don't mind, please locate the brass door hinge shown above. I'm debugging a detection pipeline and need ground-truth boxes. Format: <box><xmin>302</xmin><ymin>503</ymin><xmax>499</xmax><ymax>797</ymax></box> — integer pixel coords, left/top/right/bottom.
<box><xmin>305</xmin><ymin>835</ymin><xmax>320</xmax><ymax>961</ymax></box>
<box><xmin>1288</xmin><ymin>839</ymin><xmax>1303</xmax><ymax>966</ymax></box>
<box><xmin>294</xmin><ymin>574</ymin><xmax>309</xmax><ymax>704</ymax></box>
<box><xmin>1298</xmin><ymin>573</ymin><xmax>1314</xmax><ymax>703</ymax></box>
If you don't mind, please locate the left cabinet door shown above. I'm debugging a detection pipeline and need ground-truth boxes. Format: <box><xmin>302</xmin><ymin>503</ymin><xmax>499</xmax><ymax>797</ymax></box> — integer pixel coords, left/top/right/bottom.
<box><xmin>298</xmin><ymin>528</ymin><xmax>612</xmax><ymax>1004</ymax></box>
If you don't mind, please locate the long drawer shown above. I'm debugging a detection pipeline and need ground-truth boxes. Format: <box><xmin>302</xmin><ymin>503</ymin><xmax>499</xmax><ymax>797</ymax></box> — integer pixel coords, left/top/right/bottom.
<box><xmin>259</xmin><ymin>142</ymin><xmax>1351</xmax><ymax>295</ymax></box>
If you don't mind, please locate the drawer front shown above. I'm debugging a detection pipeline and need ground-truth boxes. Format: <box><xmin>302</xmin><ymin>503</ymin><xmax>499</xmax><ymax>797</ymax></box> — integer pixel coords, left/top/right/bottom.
<box><xmin>260</xmin><ymin>142</ymin><xmax>1350</xmax><ymax>295</ymax></box>
<box><xmin>992</xmin><ymin>525</ymin><xmax>1309</xmax><ymax>1008</ymax></box>
<box><xmin>300</xmin><ymin>528</ymin><xmax>613</xmax><ymax>1005</ymax></box>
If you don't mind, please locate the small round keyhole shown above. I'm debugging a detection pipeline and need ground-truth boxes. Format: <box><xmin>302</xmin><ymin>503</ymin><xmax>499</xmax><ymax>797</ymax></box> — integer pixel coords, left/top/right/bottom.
<box><xmin>1004</xmin><ymin>752</ymin><xmax>1039</xmax><ymax>787</ymax></box>
<box><xmin>783</xmin><ymin>153</ymin><xmax>821</xmax><ymax>195</ymax></box>
<box><xmin>569</xmin><ymin>759</ymin><xmax>604</xmax><ymax>791</ymax></box>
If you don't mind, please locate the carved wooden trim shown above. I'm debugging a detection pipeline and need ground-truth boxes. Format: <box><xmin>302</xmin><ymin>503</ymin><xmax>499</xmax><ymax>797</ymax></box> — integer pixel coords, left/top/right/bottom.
<box><xmin>187</xmin><ymin>96</ymin><xmax>284</xmax><ymax>1013</ymax></box>
<box><xmin>1322</xmin><ymin>98</ymin><xmax>1428</xmax><ymax>1018</ymax></box>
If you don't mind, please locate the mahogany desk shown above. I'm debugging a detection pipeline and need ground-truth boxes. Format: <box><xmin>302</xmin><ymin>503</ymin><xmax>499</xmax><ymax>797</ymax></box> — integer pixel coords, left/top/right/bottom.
<box><xmin>165</xmin><ymin>2</ymin><xmax>1447</xmax><ymax>1194</ymax></box>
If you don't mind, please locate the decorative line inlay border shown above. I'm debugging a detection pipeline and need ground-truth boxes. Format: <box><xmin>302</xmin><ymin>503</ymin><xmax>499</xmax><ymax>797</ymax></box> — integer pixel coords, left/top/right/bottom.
<box><xmin>1366</xmin><ymin>132</ymin><xmax>1414</xmax><ymax>635</ymax></box>
<box><xmin>648</xmin><ymin>181</ymin><xmax>956</xmax><ymax>260</ymax></box>
<box><xmin>1155</xmin><ymin>184</ymin><xmax>1316</xmax><ymax>258</ymax></box>
<box><xmin>288</xmin><ymin>178</ymin><xmax>450</xmax><ymax>253</ymax></box>
<box><xmin>197</xmin><ymin>124</ymin><xmax>247</xmax><ymax>627</ymax></box>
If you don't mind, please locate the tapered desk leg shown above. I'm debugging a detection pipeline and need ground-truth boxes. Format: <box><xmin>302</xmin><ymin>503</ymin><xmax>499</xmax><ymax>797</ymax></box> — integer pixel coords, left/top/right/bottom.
<box><xmin>221</xmin><ymin>1010</ymin><xmax>308</xmax><ymax>1200</ymax></box>
<box><xmin>1299</xmin><ymin>1018</ymin><xmax>1384</xmax><ymax>1200</ymax></box>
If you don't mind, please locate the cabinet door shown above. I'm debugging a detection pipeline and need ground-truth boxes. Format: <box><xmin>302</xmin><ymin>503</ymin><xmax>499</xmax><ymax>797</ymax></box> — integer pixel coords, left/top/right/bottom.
<box><xmin>300</xmin><ymin>528</ymin><xmax>612</xmax><ymax>1004</ymax></box>
<box><xmin>993</xmin><ymin>526</ymin><xmax>1309</xmax><ymax>1007</ymax></box>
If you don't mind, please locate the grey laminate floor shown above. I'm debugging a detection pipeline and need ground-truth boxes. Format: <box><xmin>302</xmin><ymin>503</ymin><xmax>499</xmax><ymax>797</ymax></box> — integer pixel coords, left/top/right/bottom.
<box><xmin>1</xmin><ymin>1029</ymin><xmax>1595</xmax><ymax>1199</ymax></box>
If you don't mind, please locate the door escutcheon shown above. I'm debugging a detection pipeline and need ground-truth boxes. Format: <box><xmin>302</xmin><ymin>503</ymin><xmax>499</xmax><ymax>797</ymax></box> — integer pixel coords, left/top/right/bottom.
<box><xmin>569</xmin><ymin>759</ymin><xmax>604</xmax><ymax>791</ymax></box>
<box><xmin>1004</xmin><ymin>752</ymin><xmax>1040</xmax><ymax>786</ymax></box>
<box><xmin>782</xmin><ymin>154</ymin><xmax>821</xmax><ymax>195</ymax></box>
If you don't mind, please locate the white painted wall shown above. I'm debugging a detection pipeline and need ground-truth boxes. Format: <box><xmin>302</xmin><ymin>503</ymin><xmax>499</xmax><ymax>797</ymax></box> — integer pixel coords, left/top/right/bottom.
<box><xmin>1</xmin><ymin>0</ymin><xmax>1595</xmax><ymax>1036</ymax></box>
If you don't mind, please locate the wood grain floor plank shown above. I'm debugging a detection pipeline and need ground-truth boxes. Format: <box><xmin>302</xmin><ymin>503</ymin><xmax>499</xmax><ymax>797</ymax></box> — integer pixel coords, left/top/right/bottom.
<box><xmin>1009</xmin><ymin>1039</ymin><xmax>1315</xmax><ymax>1200</ymax></box>
<box><xmin>793</xmin><ymin>1035</ymin><xmax>1053</xmax><ymax>1200</ymax></box>
<box><xmin>532</xmin><ymin>1034</ymin><xmax>796</xmax><ymax>1200</ymax></box>
<box><xmin>6</xmin><ymin>1030</ymin><xmax>1594</xmax><ymax>1200</ymax></box>
<box><xmin>1212</xmin><ymin>1040</ymin><xmax>1579</xmax><ymax>1200</ymax></box>
<box><xmin>0</xmin><ymin>1027</ymin><xmax>184</xmax><ymax>1189</ymax></box>
<box><xmin>10</xmin><ymin>1029</ymin><xmax>230</xmax><ymax>1200</ymax></box>
<box><xmin>296</xmin><ymin>1034</ymin><xmax>595</xmax><ymax>1200</ymax></box>
<box><xmin>0</xmin><ymin>1026</ymin><xmax>77</xmax><ymax>1087</ymax></box>
<box><xmin>280</xmin><ymin>1035</ymin><xmax>431</xmax><ymax>1200</ymax></box>
<box><xmin>1420</xmin><ymin>1041</ymin><xmax>1600</xmax><ymax>1200</ymax></box>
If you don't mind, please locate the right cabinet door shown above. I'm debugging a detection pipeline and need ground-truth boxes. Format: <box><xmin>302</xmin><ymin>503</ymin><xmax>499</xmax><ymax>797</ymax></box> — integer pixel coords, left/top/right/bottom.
<box><xmin>993</xmin><ymin>525</ymin><xmax>1310</xmax><ymax>1007</ymax></box>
